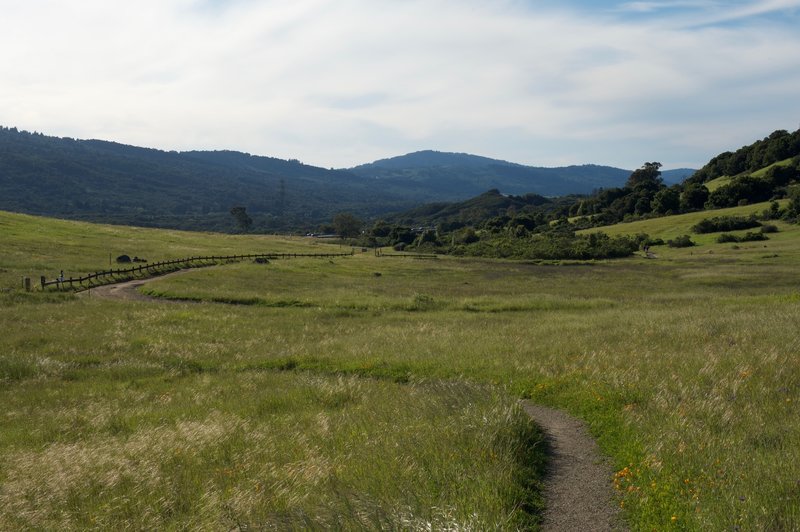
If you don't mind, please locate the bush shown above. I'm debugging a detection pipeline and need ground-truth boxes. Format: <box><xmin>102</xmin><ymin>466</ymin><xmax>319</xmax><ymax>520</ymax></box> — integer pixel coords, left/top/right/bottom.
<box><xmin>743</xmin><ymin>231</ymin><xmax>767</xmax><ymax>241</ymax></box>
<box><xmin>691</xmin><ymin>216</ymin><xmax>761</xmax><ymax>234</ymax></box>
<box><xmin>453</xmin><ymin>232</ymin><xmax>640</xmax><ymax>260</ymax></box>
<box><xmin>458</xmin><ymin>228</ymin><xmax>480</xmax><ymax>244</ymax></box>
<box><xmin>760</xmin><ymin>224</ymin><xmax>779</xmax><ymax>234</ymax></box>
<box><xmin>760</xmin><ymin>201</ymin><xmax>783</xmax><ymax>220</ymax></box>
<box><xmin>667</xmin><ymin>235</ymin><xmax>695</xmax><ymax>248</ymax></box>
<box><xmin>716</xmin><ymin>233</ymin><xmax>739</xmax><ymax>243</ymax></box>
<box><xmin>633</xmin><ymin>233</ymin><xmax>665</xmax><ymax>248</ymax></box>
<box><xmin>716</xmin><ymin>232</ymin><xmax>768</xmax><ymax>244</ymax></box>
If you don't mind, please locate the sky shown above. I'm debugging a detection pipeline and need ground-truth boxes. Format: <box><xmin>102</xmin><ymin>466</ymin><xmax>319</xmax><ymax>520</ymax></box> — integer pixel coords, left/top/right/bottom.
<box><xmin>1</xmin><ymin>0</ymin><xmax>799</xmax><ymax>171</ymax></box>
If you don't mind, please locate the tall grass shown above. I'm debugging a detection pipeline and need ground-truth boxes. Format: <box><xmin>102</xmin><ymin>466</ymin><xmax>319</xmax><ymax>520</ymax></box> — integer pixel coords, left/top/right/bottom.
<box><xmin>3</xmin><ymin>209</ymin><xmax>800</xmax><ymax>529</ymax></box>
<box><xmin>0</xmin><ymin>370</ymin><xmax>542</xmax><ymax>530</ymax></box>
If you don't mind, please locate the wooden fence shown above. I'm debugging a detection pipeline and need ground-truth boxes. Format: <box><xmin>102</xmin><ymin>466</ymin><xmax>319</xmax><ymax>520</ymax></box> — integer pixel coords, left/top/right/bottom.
<box><xmin>41</xmin><ymin>251</ymin><xmax>354</xmax><ymax>292</ymax></box>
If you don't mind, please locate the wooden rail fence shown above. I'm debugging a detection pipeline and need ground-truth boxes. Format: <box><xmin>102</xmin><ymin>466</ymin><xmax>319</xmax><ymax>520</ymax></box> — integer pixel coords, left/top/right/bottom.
<box><xmin>41</xmin><ymin>251</ymin><xmax>354</xmax><ymax>292</ymax></box>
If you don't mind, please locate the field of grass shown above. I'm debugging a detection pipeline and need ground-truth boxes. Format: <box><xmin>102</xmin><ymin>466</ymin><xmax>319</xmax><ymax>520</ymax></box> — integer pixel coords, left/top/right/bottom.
<box><xmin>2</xmin><ymin>209</ymin><xmax>800</xmax><ymax>529</ymax></box>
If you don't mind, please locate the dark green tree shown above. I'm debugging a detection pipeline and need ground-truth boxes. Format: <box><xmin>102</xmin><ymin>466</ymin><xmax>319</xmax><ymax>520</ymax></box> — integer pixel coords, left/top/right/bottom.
<box><xmin>333</xmin><ymin>212</ymin><xmax>362</xmax><ymax>238</ymax></box>
<box><xmin>626</xmin><ymin>162</ymin><xmax>663</xmax><ymax>193</ymax></box>
<box><xmin>786</xmin><ymin>185</ymin><xmax>800</xmax><ymax>218</ymax></box>
<box><xmin>389</xmin><ymin>226</ymin><xmax>416</xmax><ymax>245</ymax></box>
<box><xmin>679</xmin><ymin>183</ymin><xmax>709</xmax><ymax>212</ymax></box>
<box><xmin>370</xmin><ymin>220</ymin><xmax>393</xmax><ymax>238</ymax></box>
<box><xmin>652</xmin><ymin>186</ymin><xmax>680</xmax><ymax>214</ymax></box>
<box><xmin>230</xmin><ymin>206</ymin><xmax>253</xmax><ymax>232</ymax></box>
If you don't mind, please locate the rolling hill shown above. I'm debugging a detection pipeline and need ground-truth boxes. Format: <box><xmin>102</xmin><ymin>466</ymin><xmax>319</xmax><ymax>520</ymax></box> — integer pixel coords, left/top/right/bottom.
<box><xmin>350</xmin><ymin>150</ymin><xmax>694</xmax><ymax>198</ymax></box>
<box><xmin>0</xmin><ymin>127</ymin><xmax>694</xmax><ymax>232</ymax></box>
<box><xmin>0</xmin><ymin>127</ymin><xmax>421</xmax><ymax>232</ymax></box>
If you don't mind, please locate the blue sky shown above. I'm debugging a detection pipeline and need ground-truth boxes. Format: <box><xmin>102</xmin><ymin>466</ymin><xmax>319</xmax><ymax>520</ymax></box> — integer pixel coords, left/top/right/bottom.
<box><xmin>1</xmin><ymin>0</ymin><xmax>799</xmax><ymax>171</ymax></box>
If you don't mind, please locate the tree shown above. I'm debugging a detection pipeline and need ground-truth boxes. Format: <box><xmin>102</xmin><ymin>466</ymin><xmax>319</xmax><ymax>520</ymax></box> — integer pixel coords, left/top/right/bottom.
<box><xmin>370</xmin><ymin>220</ymin><xmax>393</xmax><ymax>238</ymax></box>
<box><xmin>680</xmin><ymin>183</ymin><xmax>709</xmax><ymax>212</ymax></box>
<box><xmin>626</xmin><ymin>162</ymin><xmax>663</xmax><ymax>193</ymax></box>
<box><xmin>786</xmin><ymin>185</ymin><xmax>800</xmax><ymax>218</ymax></box>
<box><xmin>705</xmin><ymin>176</ymin><xmax>773</xmax><ymax>209</ymax></box>
<box><xmin>652</xmin><ymin>186</ymin><xmax>680</xmax><ymax>214</ymax></box>
<box><xmin>230</xmin><ymin>206</ymin><xmax>253</xmax><ymax>232</ymax></box>
<box><xmin>332</xmin><ymin>212</ymin><xmax>362</xmax><ymax>238</ymax></box>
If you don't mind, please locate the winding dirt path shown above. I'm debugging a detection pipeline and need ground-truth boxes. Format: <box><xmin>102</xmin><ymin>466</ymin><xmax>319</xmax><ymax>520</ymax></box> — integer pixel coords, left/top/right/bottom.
<box><xmin>81</xmin><ymin>273</ymin><xmax>625</xmax><ymax>530</ymax></box>
<box><xmin>79</xmin><ymin>270</ymin><xmax>191</xmax><ymax>302</ymax></box>
<box><xmin>523</xmin><ymin>402</ymin><xmax>625</xmax><ymax>531</ymax></box>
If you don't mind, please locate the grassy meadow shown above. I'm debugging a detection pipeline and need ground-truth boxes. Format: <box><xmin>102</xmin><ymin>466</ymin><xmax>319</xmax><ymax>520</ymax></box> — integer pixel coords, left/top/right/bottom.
<box><xmin>2</xmin><ymin>207</ymin><xmax>800</xmax><ymax>529</ymax></box>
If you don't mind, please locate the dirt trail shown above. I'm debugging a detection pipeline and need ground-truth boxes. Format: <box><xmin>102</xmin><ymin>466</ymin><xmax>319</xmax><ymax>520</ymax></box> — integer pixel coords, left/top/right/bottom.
<box><xmin>523</xmin><ymin>402</ymin><xmax>626</xmax><ymax>531</ymax></box>
<box><xmin>81</xmin><ymin>274</ymin><xmax>625</xmax><ymax>530</ymax></box>
<box><xmin>79</xmin><ymin>270</ymin><xmax>190</xmax><ymax>302</ymax></box>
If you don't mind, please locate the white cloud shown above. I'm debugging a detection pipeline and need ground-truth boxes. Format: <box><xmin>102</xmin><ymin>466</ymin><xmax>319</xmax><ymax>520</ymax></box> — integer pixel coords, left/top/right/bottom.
<box><xmin>0</xmin><ymin>0</ymin><xmax>798</xmax><ymax>170</ymax></box>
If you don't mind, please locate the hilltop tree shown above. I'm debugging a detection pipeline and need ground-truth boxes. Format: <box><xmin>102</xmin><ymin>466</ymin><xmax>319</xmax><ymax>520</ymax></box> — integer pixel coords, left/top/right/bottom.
<box><xmin>626</xmin><ymin>162</ymin><xmax>663</xmax><ymax>193</ymax></box>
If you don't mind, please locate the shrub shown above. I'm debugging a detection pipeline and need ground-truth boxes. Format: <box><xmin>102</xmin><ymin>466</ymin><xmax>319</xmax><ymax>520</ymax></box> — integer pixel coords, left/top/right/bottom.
<box><xmin>691</xmin><ymin>216</ymin><xmax>761</xmax><ymax>234</ymax></box>
<box><xmin>716</xmin><ymin>232</ymin><xmax>768</xmax><ymax>244</ymax></box>
<box><xmin>743</xmin><ymin>232</ymin><xmax>768</xmax><ymax>241</ymax></box>
<box><xmin>453</xmin><ymin>232</ymin><xmax>639</xmax><ymax>260</ymax></box>
<box><xmin>760</xmin><ymin>224</ymin><xmax>779</xmax><ymax>234</ymax></box>
<box><xmin>458</xmin><ymin>228</ymin><xmax>480</xmax><ymax>244</ymax></box>
<box><xmin>716</xmin><ymin>233</ymin><xmax>739</xmax><ymax>243</ymax></box>
<box><xmin>760</xmin><ymin>201</ymin><xmax>783</xmax><ymax>220</ymax></box>
<box><xmin>667</xmin><ymin>235</ymin><xmax>695</xmax><ymax>248</ymax></box>
<box><xmin>634</xmin><ymin>233</ymin><xmax>665</xmax><ymax>248</ymax></box>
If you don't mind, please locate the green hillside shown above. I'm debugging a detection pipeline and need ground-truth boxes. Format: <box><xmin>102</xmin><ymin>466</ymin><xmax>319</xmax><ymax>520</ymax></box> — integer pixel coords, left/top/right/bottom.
<box><xmin>580</xmin><ymin>200</ymin><xmax>786</xmax><ymax>240</ymax></box>
<box><xmin>0</xmin><ymin>210</ymin><xmax>327</xmax><ymax>291</ymax></box>
<box><xmin>704</xmin><ymin>157</ymin><xmax>795</xmax><ymax>192</ymax></box>
<box><xmin>688</xmin><ymin>129</ymin><xmax>800</xmax><ymax>185</ymax></box>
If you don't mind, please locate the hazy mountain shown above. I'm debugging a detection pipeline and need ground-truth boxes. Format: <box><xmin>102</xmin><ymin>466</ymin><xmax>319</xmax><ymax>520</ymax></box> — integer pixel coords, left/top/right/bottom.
<box><xmin>0</xmin><ymin>128</ymin><xmax>696</xmax><ymax>232</ymax></box>
<box><xmin>349</xmin><ymin>150</ymin><xmax>694</xmax><ymax>198</ymax></box>
<box><xmin>0</xmin><ymin>127</ymin><xmax>424</xmax><ymax>231</ymax></box>
<box><xmin>661</xmin><ymin>168</ymin><xmax>696</xmax><ymax>185</ymax></box>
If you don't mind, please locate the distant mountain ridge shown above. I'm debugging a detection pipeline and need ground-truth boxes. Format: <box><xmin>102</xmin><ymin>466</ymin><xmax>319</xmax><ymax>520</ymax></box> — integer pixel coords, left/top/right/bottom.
<box><xmin>350</xmin><ymin>150</ymin><xmax>692</xmax><ymax>198</ymax></box>
<box><xmin>0</xmin><ymin>127</ymin><xmax>419</xmax><ymax>232</ymax></box>
<box><xmin>0</xmin><ymin>127</ymin><xmax>694</xmax><ymax>231</ymax></box>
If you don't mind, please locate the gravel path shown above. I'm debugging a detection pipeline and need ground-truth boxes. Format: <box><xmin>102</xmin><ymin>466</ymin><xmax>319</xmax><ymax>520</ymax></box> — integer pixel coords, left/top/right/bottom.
<box><xmin>522</xmin><ymin>402</ymin><xmax>626</xmax><ymax>531</ymax></box>
<box><xmin>82</xmin><ymin>274</ymin><xmax>625</xmax><ymax>530</ymax></box>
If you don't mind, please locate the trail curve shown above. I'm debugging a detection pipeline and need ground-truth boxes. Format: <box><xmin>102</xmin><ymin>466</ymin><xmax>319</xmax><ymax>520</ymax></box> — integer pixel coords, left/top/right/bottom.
<box><xmin>81</xmin><ymin>273</ymin><xmax>626</xmax><ymax>530</ymax></box>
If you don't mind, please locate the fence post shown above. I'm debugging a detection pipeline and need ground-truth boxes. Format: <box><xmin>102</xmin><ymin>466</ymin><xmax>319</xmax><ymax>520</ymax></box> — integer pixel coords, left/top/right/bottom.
<box><xmin>24</xmin><ymin>277</ymin><xmax>31</xmax><ymax>291</ymax></box>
